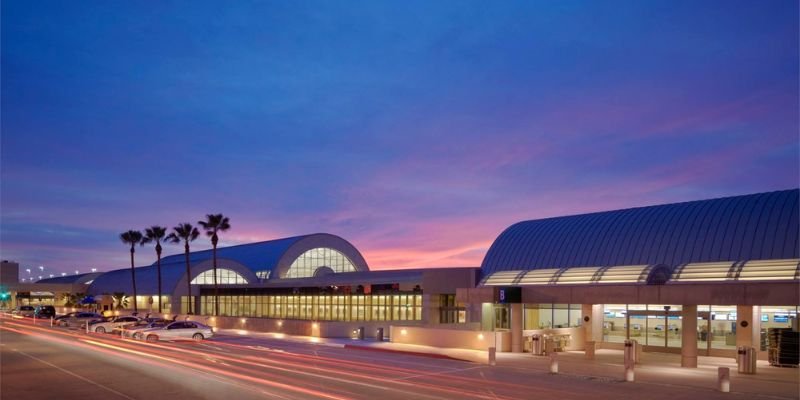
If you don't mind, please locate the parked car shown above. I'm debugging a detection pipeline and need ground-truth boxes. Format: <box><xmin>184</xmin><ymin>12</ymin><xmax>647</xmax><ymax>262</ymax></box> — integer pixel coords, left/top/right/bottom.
<box><xmin>55</xmin><ymin>311</ymin><xmax>103</xmax><ymax>328</ymax></box>
<box><xmin>137</xmin><ymin>321</ymin><xmax>214</xmax><ymax>342</ymax></box>
<box><xmin>11</xmin><ymin>305</ymin><xmax>35</xmax><ymax>317</ymax></box>
<box><xmin>121</xmin><ymin>319</ymin><xmax>170</xmax><ymax>339</ymax></box>
<box><xmin>34</xmin><ymin>305</ymin><xmax>56</xmax><ymax>319</ymax></box>
<box><xmin>88</xmin><ymin>315</ymin><xmax>141</xmax><ymax>334</ymax></box>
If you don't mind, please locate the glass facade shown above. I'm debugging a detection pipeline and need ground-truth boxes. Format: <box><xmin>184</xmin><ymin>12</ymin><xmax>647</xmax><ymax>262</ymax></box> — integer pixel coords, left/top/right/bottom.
<box><xmin>133</xmin><ymin>296</ymin><xmax>171</xmax><ymax>314</ymax></box>
<box><xmin>523</xmin><ymin>304</ymin><xmax>583</xmax><ymax>329</ymax></box>
<box><xmin>439</xmin><ymin>294</ymin><xmax>466</xmax><ymax>324</ymax></box>
<box><xmin>189</xmin><ymin>293</ymin><xmax>422</xmax><ymax>321</ymax></box>
<box><xmin>602</xmin><ymin>304</ymin><xmax>683</xmax><ymax>347</ymax></box>
<box><xmin>285</xmin><ymin>248</ymin><xmax>357</xmax><ymax>278</ymax></box>
<box><xmin>191</xmin><ymin>268</ymin><xmax>248</xmax><ymax>285</ymax></box>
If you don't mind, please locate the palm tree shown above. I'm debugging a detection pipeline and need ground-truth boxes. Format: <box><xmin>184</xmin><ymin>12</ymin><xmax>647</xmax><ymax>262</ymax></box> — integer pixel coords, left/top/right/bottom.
<box><xmin>119</xmin><ymin>230</ymin><xmax>143</xmax><ymax>313</ymax></box>
<box><xmin>142</xmin><ymin>226</ymin><xmax>167</xmax><ymax>313</ymax></box>
<box><xmin>166</xmin><ymin>223</ymin><xmax>200</xmax><ymax>314</ymax></box>
<box><xmin>112</xmin><ymin>292</ymin><xmax>128</xmax><ymax>310</ymax></box>
<box><xmin>198</xmin><ymin>214</ymin><xmax>230</xmax><ymax>316</ymax></box>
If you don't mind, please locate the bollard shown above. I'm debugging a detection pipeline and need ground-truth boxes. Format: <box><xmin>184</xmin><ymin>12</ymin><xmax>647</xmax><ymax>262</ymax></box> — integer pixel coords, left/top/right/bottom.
<box><xmin>33</xmin><ymin>315</ymin><xmax>36</xmax><ymax>325</ymax></box>
<box><xmin>488</xmin><ymin>347</ymin><xmax>496</xmax><ymax>366</ymax></box>
<box><xmin>718</xmin><ymin>367</ymin><xmax>730</xmax><ymax>393</ymax></box>
<box><xmin>549</xmin><ymin>352</ymin><xmax>559</xmax><ymax>374</ymax></box>
<box><xmin>50</xmin><ymin>316</ymin><xmax>54</xmax><ymax>327</ymax></box>
<box><xmin>625</xmin><ymin>367</ymin><xmax>635</xmax><ymax>382</ymax></box>
<box><xmin>624</xmin><ymin>339</ymin><xmax>635</xmax><ymax>382</ymax></box>
<box><xmin>85</xmin><ymin>321</ymin><xmax>89</xmax><ymax>334</ymax></box>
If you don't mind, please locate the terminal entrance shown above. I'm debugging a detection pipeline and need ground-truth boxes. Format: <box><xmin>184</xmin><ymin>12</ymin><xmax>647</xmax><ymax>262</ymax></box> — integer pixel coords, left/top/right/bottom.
<box><xmin>625</xmin><ymin>308</ymin><xmax>682</xmax><ymax>352</ymax></box>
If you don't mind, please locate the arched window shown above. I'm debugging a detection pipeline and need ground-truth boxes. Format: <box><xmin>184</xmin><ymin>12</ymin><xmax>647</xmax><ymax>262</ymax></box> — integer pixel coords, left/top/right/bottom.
<box><xmin>191</xmin><ymin>268</ymin><xmax>248</xmax><ymax>285</ymax></box>
<box><xmin>285</xmin><ymin>248</ymin><xmax>357</xmax><ymax>278</ymax></box>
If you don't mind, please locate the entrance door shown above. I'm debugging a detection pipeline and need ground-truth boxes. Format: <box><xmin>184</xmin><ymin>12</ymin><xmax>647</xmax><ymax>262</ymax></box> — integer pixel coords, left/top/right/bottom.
<box><xmin>626</xmin><ymin>309</ymin><xmax>683</xmax><ymax>353</ymax></box>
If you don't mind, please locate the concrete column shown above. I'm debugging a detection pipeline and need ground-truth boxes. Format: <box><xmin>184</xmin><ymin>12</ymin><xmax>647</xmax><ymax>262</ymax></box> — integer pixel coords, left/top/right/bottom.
<box><xmin>681</xmin><ymin>305</ymin><xmax>698</xmax><ymax>368</ymax></box>
<box><xmin>736</xmin><ymin>305</ymin><xmax>754</xmax><ymax>348</ymax></box>
<box><xmin>592</xmin><ymin>304</ymin><xmax>604</xmax><ymax>342</ymax></box>
<box><xmin>582</xmin><ymin>304</ymin><xmax>593</xmax><ymax>345</ymax></box>
<box><xmin>511</xmin><ymin>303</ymin><xmax>523</xmax><ymax>352</ymax></box>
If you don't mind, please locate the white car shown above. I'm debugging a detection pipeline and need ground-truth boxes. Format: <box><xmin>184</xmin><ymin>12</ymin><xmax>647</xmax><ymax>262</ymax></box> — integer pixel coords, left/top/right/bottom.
<box><xmin>55</xmin><ymin>312</ymin><xmax>103</xmax><ymax>328</ymax></box>
<box><xmin>119</xmin><ymin>319</ymin><xmax>170</xmax><ymax>338</ymax></box>
<box><xmin>137</xmin><ymin>321</ymin><xmax>214</xmax><ymax>342</ymax></box>
<box><xmin>88</xmin><ymin>315</ymin><xmax>141</xmax><ymax>334</ymax></box>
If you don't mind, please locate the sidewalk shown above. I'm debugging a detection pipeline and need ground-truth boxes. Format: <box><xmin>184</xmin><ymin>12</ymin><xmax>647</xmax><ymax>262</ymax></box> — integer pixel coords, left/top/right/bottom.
<box><xmin>219</xmin><ymin>328</ymin><xmax>799</xmax><ymax>399</ymax></box>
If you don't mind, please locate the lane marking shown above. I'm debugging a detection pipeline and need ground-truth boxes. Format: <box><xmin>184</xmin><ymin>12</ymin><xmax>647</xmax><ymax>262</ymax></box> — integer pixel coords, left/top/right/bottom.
<box><xmin>7</xmin><ymin>347</ymin><xmax>137</xmax><ymax>400</ymax></box>
<box><xmin>392</xmin><ymin>365</ymin><xmax>484</xmax><ymax>381</ymax></box>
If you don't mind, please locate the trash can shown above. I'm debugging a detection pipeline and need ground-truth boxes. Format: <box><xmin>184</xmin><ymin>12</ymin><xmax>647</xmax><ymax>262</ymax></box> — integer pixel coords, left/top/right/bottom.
<box><xmin>737</xmin><ymin>346</ymin><xmax>757</xmax><ymax>374</ymax></box>
<box><xmin>531</xmin><ymin>334</ymin><xmax>544</xmax><ymax>356</ymax></box>
<box><xmin>357</xmin><ymin>326</ymin><xmax>365</xmax><ymax>340</ymax></box>
<box><xmin>376</xmin><ymin>327</ymin><xmax>384</xmax><ymax>342</ymax></box>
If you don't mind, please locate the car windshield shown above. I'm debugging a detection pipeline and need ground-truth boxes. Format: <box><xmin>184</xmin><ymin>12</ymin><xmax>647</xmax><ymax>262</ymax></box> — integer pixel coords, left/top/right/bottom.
<box><xmin>21</xmin><ymin>306</ymin><xmax>34</xmax><ymax>311</ymax></box>
<box><xmin>151</xmin><ymin>321</ymin><xmax>169</xmax><ymax>328</ymax></box>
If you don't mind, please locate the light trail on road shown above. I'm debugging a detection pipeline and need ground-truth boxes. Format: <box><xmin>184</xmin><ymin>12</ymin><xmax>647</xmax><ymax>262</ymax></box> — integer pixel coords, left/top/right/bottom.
<box><xmin>0</xmin><ymin>316</ymin><xmax>529</xmax><ymax>400</ymax></box>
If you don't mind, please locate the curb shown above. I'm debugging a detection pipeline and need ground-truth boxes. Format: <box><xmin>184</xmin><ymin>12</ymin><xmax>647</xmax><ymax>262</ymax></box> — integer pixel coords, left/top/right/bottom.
<box><xmin>343</xmin><ymin>344</ymin><xmax>473</xmax><ymax>362</ymax></box>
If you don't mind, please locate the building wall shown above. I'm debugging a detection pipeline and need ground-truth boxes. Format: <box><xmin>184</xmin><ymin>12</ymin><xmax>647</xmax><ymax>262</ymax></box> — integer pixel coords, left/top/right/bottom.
<box><xmin>0</xmin><ymin>261</ymin><xmax>19</xmax><ymax>286</ymax></box>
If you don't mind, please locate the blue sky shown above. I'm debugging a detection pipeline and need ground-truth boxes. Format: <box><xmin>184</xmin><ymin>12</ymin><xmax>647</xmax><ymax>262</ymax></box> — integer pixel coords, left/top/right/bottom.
<box><xmin>1</xmin><ymin>1</ymin><xmax>797</xmax><ymax>276</ymax></box>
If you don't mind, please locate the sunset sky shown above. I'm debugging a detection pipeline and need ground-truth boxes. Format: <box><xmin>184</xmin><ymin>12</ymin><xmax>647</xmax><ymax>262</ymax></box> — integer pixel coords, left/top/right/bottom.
<box><xmin>2</xmin><ymin>1</ymin><xmax>798</xmax><ymax>276</ymax></box>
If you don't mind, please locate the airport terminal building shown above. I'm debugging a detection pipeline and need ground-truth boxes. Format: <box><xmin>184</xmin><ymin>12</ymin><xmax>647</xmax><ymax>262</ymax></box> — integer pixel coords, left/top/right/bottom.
<box><xmin>5</xmin><ymin>188</ymin><xmax>798</xmax><ymax>364</ymax></box>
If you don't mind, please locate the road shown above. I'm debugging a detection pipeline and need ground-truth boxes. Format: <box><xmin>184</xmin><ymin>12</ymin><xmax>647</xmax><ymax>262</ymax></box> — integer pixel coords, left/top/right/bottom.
<box><xmin>0</xmin><ymin>316</ymin><xmax>788</xmax><ymax>400</ymax></box>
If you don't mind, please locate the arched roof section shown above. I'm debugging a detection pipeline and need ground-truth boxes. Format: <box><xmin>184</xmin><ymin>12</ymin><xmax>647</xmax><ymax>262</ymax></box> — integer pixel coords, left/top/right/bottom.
<box><xmin>272</xmin><ymin>233</ymin><xmax>369</xmax><ymax>278</ymax></box>
<box><xmin>88</xmin><ymin>233</ymin><xmax>368</xmax><ymax>295</ymax></box>
<box><xmin>481</xmin><ymin>189</ymin><xmax>799</xmax><ymax>276</ymax></box>
<box><xmin>87</xmin><ymin>258</ymin><xmax>258</xmax><ymax>296</ymax></box>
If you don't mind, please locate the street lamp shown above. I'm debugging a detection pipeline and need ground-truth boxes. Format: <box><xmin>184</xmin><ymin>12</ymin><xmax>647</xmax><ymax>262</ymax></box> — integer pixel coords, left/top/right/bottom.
<box><xmin>91</xmin><ymin>268</ymin><xmax>97</xmax><ymax>272</ymax></box>
<box><xmin>61</xmin><ymin>273</ymin><xmax>67</xmax><ymax>277</ymax></box>
<box><xmin>39</xmin><ymin>266</ymin><xmax>44</xmax><ymax>272</ymax></box>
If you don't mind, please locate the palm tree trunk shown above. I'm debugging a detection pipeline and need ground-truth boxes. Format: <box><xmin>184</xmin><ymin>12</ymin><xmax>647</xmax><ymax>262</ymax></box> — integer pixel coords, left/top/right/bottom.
<box><xmin>156</xmin><ymin>243</ymin><xmax>162</xmax><ymax>313</ymax></box>
<box><xmin>184</xmin><ymin>242</ymin><xmax>192</xmax><ymax>314</ymax></box>
<box><xmin>212</xmin><ymin>235</ymin><xmax>219</xmax><ymax>316</ymax></box>
<box><xmin>130</xmin><ymin>246</ymin><xmax>138</xmax><ymax>313</ymax></box>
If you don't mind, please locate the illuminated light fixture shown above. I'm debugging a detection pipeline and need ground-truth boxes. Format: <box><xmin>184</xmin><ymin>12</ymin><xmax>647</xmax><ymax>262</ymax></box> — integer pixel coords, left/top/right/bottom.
<box><xmin>273</xmin><ymin>333</ymin><xmax>285</xmax><ymax>339</ymax></box>
<box><xmin>277</xmin><ymin>321</ymin><xmax>283</xmax><ymax>327</ymax></box>
<box><xmin>240</xmin><ymin>318</ymin><xmax>247</xmax><ymax>324</ymax></box>
<box><xmin>400</xmin><ymin>329</ymin><xmax>408</xmax><ymax>335</ymax></box>
<box><xmin>310</xmin><ymin>337</ymin><xmax>320</xmax><ymax>343</ymax></box>
<box><xmin>478</xmin><ymin>333</ymin><xmax>485</xmax><ymax>340</ymax></box>
<box><xmin>237</xmin><ymin>330</ymin><xmax>248</xmax><ymax>335</ymax></box>
<box><xmin>312</xmin><ymin>322</ymin><xmax>319</xmax><ymax>329</ymax></box>
<box><xmin>74</xmin><ymin>270</ymin><xmax>79</xmax><ymax>275</ymax></box>
<box><xmin>49</xmin><ymin>274</ymin><xmax>54</xmax><ymax>278</ymax></box>
<box><xmin>61</xmin><ymin>273</ymin><xmax>66</xmax><ymax>276</ymax></box>
<box><xmin>91</xmin><ymin>268</ymin><xmax>97</xmax><ymax>272</ymax></box>
<box><xmin>163</xmin><ymin>314</ymin><xmax>169</xmax><ymax>319</ymax></box>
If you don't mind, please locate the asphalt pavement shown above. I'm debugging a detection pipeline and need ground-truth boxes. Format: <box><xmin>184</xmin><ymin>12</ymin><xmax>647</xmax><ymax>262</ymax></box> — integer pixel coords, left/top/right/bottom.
<box><xmin>1</xmin><ymin>316</ymin><xmax>796</xmax><ymax>400</ymax></box>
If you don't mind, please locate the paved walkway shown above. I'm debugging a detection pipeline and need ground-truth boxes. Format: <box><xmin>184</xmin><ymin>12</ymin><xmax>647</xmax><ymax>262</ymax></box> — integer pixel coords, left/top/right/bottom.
<box><xmin>216</xmin><ymin>328</ymin><xmax>800</xmax><ymax>399</ymax></box>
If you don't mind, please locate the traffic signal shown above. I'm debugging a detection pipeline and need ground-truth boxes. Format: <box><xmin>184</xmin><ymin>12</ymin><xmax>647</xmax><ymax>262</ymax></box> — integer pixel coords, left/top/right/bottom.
<box><xmin>0</xmin><ymin>292</ymin><xmax>9</xmax><ymax>301</ymax></box>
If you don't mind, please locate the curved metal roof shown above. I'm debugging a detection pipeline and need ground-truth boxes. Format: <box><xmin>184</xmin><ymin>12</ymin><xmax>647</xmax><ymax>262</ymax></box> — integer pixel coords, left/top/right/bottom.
<box><xmin>481</xmin><ymin>189</ymin><xmax>799</xmax><ymax>275</ymax></box>
<box><xmin>87</xmin><ymin>233</ymin><xmax>369</xmax><ymax>295</ymax></box>
<box><xmin>35</xmin><ymin>272</ymin><xmax>103</xmax><ymax>285</ymax></box>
